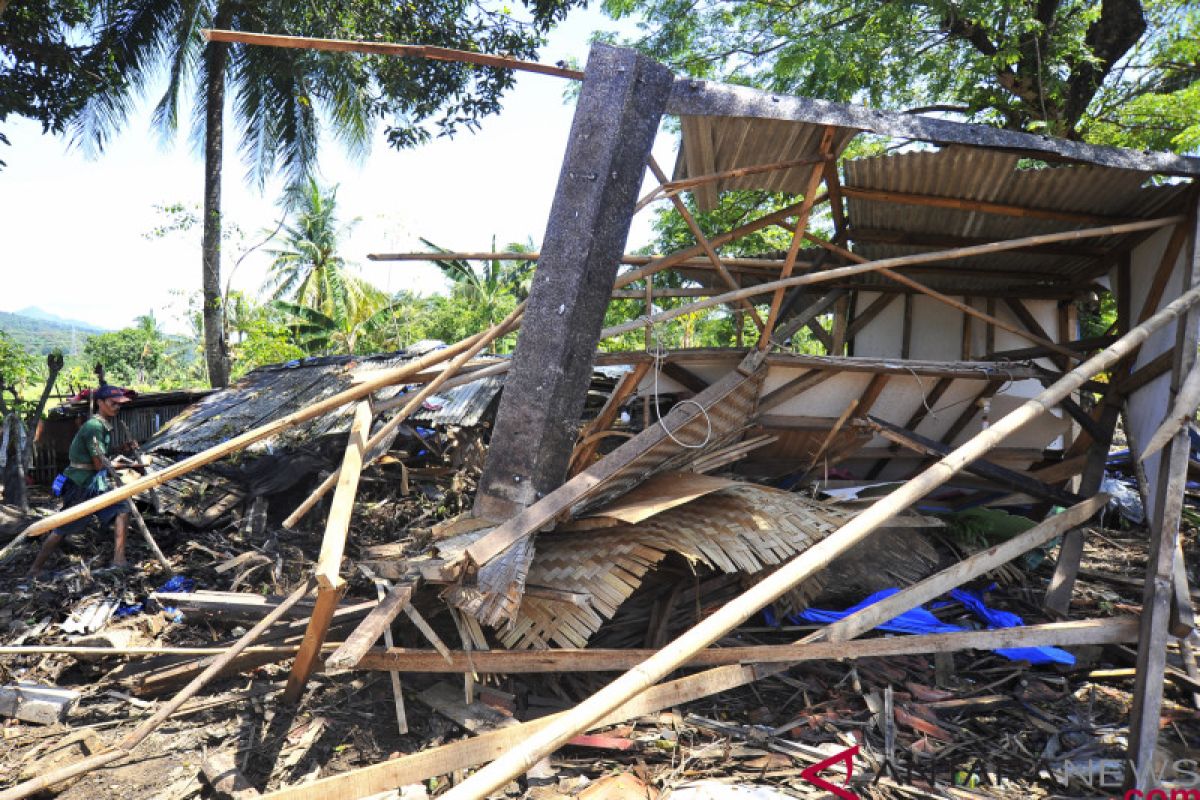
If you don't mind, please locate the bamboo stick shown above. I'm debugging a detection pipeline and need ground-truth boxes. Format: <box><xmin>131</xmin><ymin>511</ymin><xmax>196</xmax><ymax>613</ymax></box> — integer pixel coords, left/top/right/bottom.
<box><xmin>662</xmin><ymin>153</ymin><xmax>834</xmax><ymax>195</ymax></box>
<box><xmin>12</xmin><ymin>327</ymin><xmax>499</xmax><ymax>545</ymax></box>
<box><xmin>281</xmin><ymin>305</ymin><xmax>522</xmax><ymax>528</ymax></box>
<box><xmin>0</xmin><ymin>579</ymin><xmax>316</xmax><ymax>800</ymax></box>
<box><xmin>369</xmin><ymin>252</ymin><xmax>799</xmax><ymax>270</ymax></box>
<box><xmin>647</xmin><ymin>156</ymin><xmax>766</xmax><ymax>331</ymax></box>
<box><xmin>440</xmin><ymin>276</ymin><xmax>1200</xmax><ymax>800</ymax></box>
<box><xmin>601</xmin><ymin>216</ymin><xmax>1182</xmax><ymax>340</ymax></box>
<box><xmin>203</xmin><ymin>30</ymin><xmax>583</xmax><ymax>80</ymax></box>
<box><xmin>101</xmin><ymin>456</ymin><xmax>173</xmax><ymax>574</ymax></box>
<box><xmin>1139</xmin><ymin>355</ymin><xmax>1200</xmax><ymax>461</ymax></box>
<box><xmin>759</xmin><ymin>129</ymin><xmax>834</xmax><ymax>349</ymax></box>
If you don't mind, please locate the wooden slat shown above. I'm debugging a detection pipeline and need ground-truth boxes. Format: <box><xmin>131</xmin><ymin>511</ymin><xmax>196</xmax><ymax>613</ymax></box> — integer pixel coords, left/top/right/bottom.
<box><xmin>840</xmin><ymin>185</ymin><xmax>1130</xmax><ymax>225</ymax></box>
<box><xmin>324</xmin><ymin>582</ymin><xmax>415</xmax><ymax>672</ymax></box>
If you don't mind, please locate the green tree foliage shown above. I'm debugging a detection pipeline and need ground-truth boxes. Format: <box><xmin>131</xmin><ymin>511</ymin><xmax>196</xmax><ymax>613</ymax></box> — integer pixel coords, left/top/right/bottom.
<box><xmin>0</xmin><ymin>330</ymin><xmax>37</xmax><ymax>392</ymax></box>
<box><xmin>0</xmin><ymin>0</ymin><xmax>121</xmax><ymax>166</ymax></box>
<box><xmin>73</xmin><ymin>0</ymin><xmax>583</xmax><ymax>388</ymax></box>
<box><xmin>419</xmin><ymin>237</ymin><xmax>533</xmax><ymax>350</ymax></box>
<box><xmin>603</xmin><ymin>0</ymin><xmax>1199</xmax><ymax>150</ymax></box>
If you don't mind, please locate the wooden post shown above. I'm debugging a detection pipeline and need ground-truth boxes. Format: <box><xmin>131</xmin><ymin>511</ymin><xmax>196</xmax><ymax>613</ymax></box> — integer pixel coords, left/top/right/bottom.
<box><xmin>440</xmin><ymin>279</ymin><xmax>1200</xmax><ymax>800</ymax></box>
<box><xmin>284</xmin><ymin>401</ymin><xmax>372</xmax><ymax>702</ymax></box>
<box><xmin>1127</xmin><ymin>206</ymin><xmax>1200</xmax><ymax>791</ymax></box>
<box><xmin>474</xmin><ymin>44</ymin><xmax>673</xmax><ymax>521</ymax></box>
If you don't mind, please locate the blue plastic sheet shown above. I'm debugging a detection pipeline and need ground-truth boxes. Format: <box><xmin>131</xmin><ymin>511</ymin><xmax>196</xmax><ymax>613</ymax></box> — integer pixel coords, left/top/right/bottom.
<box><xmin>791</xmin><ymin>587</ymin><xmax>1074</xmax><ymax>666</ymax></box>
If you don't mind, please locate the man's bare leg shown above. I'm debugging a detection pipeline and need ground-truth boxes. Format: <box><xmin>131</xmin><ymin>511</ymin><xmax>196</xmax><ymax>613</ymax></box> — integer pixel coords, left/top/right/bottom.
<box><xmin>27</xmin><ymin>531</ymin><xmax>64</xmax><ymax>578</ymax></box>
<box><xmin>112</xmin><ymin>513</ymin><xmax>129</xmax><ymax>568</ymax></box>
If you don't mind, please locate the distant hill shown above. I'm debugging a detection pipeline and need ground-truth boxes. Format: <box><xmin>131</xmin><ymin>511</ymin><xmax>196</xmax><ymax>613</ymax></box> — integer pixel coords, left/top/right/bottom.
<box><xmin>0</xmin><ymin>310</ymin><xmax>107</xmax><ymax>357</ymax></box>
<box><xmin>13</xmin><ymin>307</ymin><xmax>104</xmax><ymax>332</ymax></box>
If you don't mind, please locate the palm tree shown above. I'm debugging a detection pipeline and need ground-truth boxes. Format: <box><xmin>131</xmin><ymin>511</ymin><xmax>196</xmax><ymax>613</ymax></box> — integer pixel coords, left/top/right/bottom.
<box><xmin>264</xmin><ymin>179</ymin><xmax>380</xmax><ymax>322</ymax></box>
<box><xmin>72</xmin><ymin>0</ymin><xmax>581</xmax><ymax>387</ymax></box>
<box><xmin>422</xmin><ymin>237</ymin><xmax>535</xmax><ymax>348</ymax></box>
<box><xmin>274</xmin><ymin>298</ymin><xmax>396</xmax><ymax>356</ymax></box>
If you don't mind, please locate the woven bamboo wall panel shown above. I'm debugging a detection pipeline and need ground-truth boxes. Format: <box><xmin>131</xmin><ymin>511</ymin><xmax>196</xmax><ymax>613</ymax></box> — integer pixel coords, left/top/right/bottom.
<box><xmin>499</xmin><ymin>485</ymin><xmax>858</xmax><ymax>650</ymax></box>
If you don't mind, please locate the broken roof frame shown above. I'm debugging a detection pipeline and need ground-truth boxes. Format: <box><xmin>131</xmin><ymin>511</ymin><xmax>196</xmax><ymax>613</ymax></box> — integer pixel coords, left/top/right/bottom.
<box><xmin>4</xmin><ymin>34</ymin><xmax>1198</xmax><ymax>800</ymax></box>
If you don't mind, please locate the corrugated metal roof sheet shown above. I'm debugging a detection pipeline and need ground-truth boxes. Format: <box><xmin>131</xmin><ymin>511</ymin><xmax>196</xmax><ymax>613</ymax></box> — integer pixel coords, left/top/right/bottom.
<box><xmin>412</xmin><ymin>372</ymin><xmax>505</xmax><ymax>427</ymax></box>
<box><xmin>670</xmin><ymin>132</ymin><xmax>1191</xmax><ymax>295</ymax></box>
<box><xmin>673</xmin><ymin>116</ymin><xmax>857</xmax><ymax>211</ymax></box>
<box><xmin>146</xmin><ymin>349</ymin><xmax>505</xmax><ymax>455</ymax></box>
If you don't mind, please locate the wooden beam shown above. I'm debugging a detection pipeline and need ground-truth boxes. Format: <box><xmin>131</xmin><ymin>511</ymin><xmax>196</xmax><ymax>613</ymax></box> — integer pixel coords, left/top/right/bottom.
<box><xmin>867</xmin><ymin>415</ymin><xmax>1084</xmax><ymax>507</ymax></box>
<box><xmin>864</xmin><ymin>376</ymin><xmax>953</xmax><ymax>480</ymax></box>
<box><xmin>314</xmin><ymin>401</ymin><xmax>371</xmax><ymax>590</ymax></box>
<box><xmin>283</xmin><ymin>584</ymin><xmax>347</xmax><ymax>703</ymax></box>
<box><xmin>840</xmin><ymin>185</ymin><xmax>1129</xmax><ymax>225</ymax></box>
<box><xmin>900</xmin><ymin>293</ymin><xmax>913</xmax><ymax>359</ymax></box>
<box><xmin>324</xmin><ymin>582</ymin><xmax>416</xmax><ymax>672</ymax></box>
<box><xmin>760</xmin><ymin>127</ymin><xmax>837</xmax><ymax>349</ymax></box>
<box><xmin>1136</xmin><ymin>221</ymin><xmax>1191</xmax><ymax>325</ymax></box>
<box><xmin>660</xmin><ymin>361</ymin><xmax>710</xmax><ymax>394</ymax></box>
<box><xmin>203</xmin><ymin>29</ymin><xmax>583</xmax><ymax>79</ymax></box>
<box><xmin>356</xmin><ymin>618</ymin><xmax>1136</xmax><ymax>673</ymax></box>
<box><xmin>756</xmin><ymin>369</ymin><xmax>836</xmax><ymax>414</ymax></box>
<box><xmin>773</xmin><ymin>289</ymin><xmax>846</xmax><ymax>345</ymax></box>
<box><xmin>845</xmin><ymin>293</ymin><xmax>896</xmax><ymax>340</ymax></box>
<box><xmin>663</xmin><ymin>153</ymin><xmax>833</xmax><ymax>196</ymax></box>
<box><xmin>986</xmin><ymin>334</ymin><xmax>1117</xmax><ymax>361</ymax></box>
<box><xmin>849</xmin><ymin>227</ymin><xmax>1109</xmax><ymax>257</ymax></box>
<box><xmin>284</xmin><ymin>400</ymin><xmax>371</xmax><ymax>701</ymax></box>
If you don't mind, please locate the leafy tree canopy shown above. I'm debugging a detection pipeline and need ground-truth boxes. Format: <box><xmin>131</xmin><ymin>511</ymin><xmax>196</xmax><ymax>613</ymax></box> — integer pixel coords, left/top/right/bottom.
<box><xmin>603</xmin><ymin>0</ymin><xmax>1200</xmax><ymax>152</ymax></box>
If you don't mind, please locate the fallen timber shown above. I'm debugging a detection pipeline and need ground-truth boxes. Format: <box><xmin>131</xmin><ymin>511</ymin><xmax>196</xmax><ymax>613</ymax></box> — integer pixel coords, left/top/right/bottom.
<box><xmin>441</xmin><ymin>276</ymin><xmax>1200</xmax><ymax>800</ymax></box>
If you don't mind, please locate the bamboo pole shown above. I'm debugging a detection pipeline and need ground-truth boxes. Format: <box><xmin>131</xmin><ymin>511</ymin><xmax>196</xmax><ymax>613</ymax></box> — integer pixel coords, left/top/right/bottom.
<box><xmin>282</xmin><ymin>305</ymin><xmax>522</xmax><ymax>528</ymax></box>
<box><xmin>804</xmin><ymin>233</ymin><xmax>1080</xmax><ymax>360</ymax></box>
<box><xmin>662</xmin><ymin>153</ymin><xmax>834</xmax><ymax>195</ymax></box>
<box><xmin>370</xmin><ymin>252</ymin><xmax>801</xmax><ymax>271</ymax></box>
<box><xmin>601</xmin><ymin>216</ymin><xmax>1182</xmax><ymax>341</ymax></box>
<box><xmin>759</xmin><ymin>129</ymin><xmax>835</xmax><ymax>349</ymax></box>
<box><xmin>1139</xmin><ymin>355</ymin><xmax>1200</xmax><ymax>461</ymax></box>
<box><xmin>11</xmin><ymin>327</ymin><xmax>500</xmax><ymax>545</ymax></box>
<box><xmin>440</xmin><ymin>276</ymin><xmax>1200</xmax><ymax>800</ymax></box>
<box><xmin>101</xmin><ymin>457</ymin><xmax>173</xmax><ymax>574</ymax></box>
<box><xmin>647</xmin><ymin>156</ymin><xmax>766</xmax><ymax>331</ymax></box>
<box><xmin>0</xmin><ymin>578</ymin><xmax>316</xmax><ymax>800</ymax></box>
<box><xmin>203</xmin><ymin>29</ymin><xmax>583</xmax><ymax>80</ymax></box>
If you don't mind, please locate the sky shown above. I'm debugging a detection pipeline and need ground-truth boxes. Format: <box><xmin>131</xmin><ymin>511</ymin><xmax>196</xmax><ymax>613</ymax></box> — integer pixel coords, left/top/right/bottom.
<box><xmin>0</xmin><ymin>7</ymin><xmax>677</xmax><ymax>334</ymax></box>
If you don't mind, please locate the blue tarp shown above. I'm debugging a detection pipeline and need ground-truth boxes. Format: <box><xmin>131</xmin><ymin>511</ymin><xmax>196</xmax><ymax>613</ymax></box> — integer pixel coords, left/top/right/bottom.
<box><xmin>790</xmin><ymin>587</ymin><xmax>1074</xmax><ymax>666</ymax></box>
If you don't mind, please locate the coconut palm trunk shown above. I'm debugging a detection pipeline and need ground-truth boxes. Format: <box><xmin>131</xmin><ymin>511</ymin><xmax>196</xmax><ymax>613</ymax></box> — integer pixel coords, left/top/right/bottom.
<box><xmin>201</xmin><ymin>5</ymin><xmax>233</xmax><ymax>388</ymax></box>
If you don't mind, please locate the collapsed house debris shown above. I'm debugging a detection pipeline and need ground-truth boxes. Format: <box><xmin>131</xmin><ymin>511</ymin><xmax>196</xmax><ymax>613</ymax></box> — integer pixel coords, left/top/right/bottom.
<box><xmin>1</xmin><ymin>38</ymin><xmax>1199</xmax><ymax>800</ymax></box>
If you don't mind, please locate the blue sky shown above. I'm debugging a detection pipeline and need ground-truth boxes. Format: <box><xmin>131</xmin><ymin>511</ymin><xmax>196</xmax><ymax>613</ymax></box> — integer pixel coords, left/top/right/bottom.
<box><xmin>0</xmin><ymin>7</ymin><xmax>675</xmax><ymax>333</ymax></box>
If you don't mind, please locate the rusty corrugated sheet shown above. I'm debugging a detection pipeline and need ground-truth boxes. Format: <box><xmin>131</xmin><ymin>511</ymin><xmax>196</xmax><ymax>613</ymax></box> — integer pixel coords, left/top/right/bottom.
<box><xmin>673</xmin><ymin>116</ymin><xmax>857</xmax><ymax>211</ymax></box>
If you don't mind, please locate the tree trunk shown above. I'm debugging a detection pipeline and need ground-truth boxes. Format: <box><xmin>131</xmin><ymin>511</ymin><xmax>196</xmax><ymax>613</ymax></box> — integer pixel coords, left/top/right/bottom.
<box><xmin>201</xmin><ymin>6</ymin><xmax>233</xmax><ymax>388</ymax></box>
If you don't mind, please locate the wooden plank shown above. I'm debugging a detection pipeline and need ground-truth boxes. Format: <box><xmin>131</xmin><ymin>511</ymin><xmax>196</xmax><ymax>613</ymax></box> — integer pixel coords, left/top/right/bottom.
<box><xmin>1136</xmin><ymin>221</ymin><xmax>1191</xmax><ymax>325</ymax></box>
<box><xmin>849</xmin><ymin>227</ymin><xmax>1109</xmax><ymax>257</ymax></box>
<box><xmin>315</xmin><ymin>400</ymin><xmax>372</xmax><ymax>589</ymax></box>
<box><xmin>323</xmin><ymin>582</ymin><xmax>415</xmax><ymax>672</ymax></box>
<box><xmin>356</xmin><ymin>618</ymin><xmax>1137</xmax><ymax>673</ymax></box>
<box><xmin>1004</xmin><ymin>297</ymin><xmax>1064</xmax><ymax>369</ymax></box>
<box><xmin>900</xmin><ymin>293</ymin><xmax>913</xmax><ymax>359</ymax></box>
<box><xmin>961</xmin><ymin>298</ymin><xmax>974</xmax><ymax>360</ymax></box>
<box><xmin>866</xmin><ymin>416</ymin><xmax>1084</xmax><ymax>507</ymax></box>
<box><xmin>283</xmin><ymin>584</ymin><xmax>346</xmax><ymax>703</ymax></box>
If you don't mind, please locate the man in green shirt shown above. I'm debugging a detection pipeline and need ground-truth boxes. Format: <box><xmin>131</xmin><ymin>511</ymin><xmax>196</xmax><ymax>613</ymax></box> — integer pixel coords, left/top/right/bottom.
<box><xmin>27</xmin><ymin>385</ymin><xmax>139</xmax><ymax>578</ymax></box>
